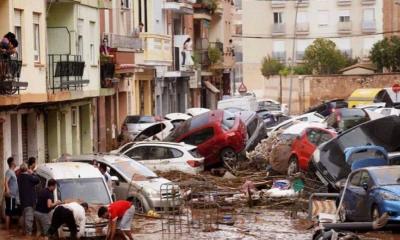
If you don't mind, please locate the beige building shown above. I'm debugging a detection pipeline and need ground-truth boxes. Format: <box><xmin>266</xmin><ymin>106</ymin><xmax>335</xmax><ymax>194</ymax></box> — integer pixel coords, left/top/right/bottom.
<box><xmin>242</xmin><ymin>0</ymin><xmax>384</xmax><ymax>98</ymax></box>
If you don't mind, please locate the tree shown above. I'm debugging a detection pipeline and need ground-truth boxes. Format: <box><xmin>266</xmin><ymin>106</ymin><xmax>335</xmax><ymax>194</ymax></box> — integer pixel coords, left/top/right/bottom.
<box><xmin>370</xmin><ymin>36</ymin><xmax>400</xmax><ymax>72</ymax></box>
<box><xmin>260</xmin><ymin>56</ymin><xmax>284</xmax><ymax>79</ymax></box>
<box><xmin>278</xmin><ymin>67</ymin><xmax>290</xmax><ymax>103</ymax></box>
<box><xmin>303</xmin><ymin>38</ymin><xmax>348</xmax><ymax>74</ymax></box>
<box><xmin>208</xmin><ymin>46</ymin><xmax>222</xmax><ymax>65</ymax></box>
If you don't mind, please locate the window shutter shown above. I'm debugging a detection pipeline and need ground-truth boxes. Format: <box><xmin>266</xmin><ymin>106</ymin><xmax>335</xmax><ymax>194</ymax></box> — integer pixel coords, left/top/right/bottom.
<box><xmin>33</xmin><ymin>13</ymin><xmax>40</xmax><ymax>24</ymax></box>
<box><xmin>14</xmin><ymin>10</ymin><xmax>22</xmax><ymax>26</ymax></box>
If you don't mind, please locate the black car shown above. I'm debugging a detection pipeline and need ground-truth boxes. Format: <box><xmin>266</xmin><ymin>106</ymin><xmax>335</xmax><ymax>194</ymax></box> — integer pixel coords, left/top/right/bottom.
<box><xmin>311</xmin><ymin>115</ymin><xmax>400</xmax><ymax>189</ymax></box>
<box><xmin>306</xmin><ymin>99</ymin><xmax>348</xmax><ymax>117</ymax></box>
<box><xmin>235</xmin><ymin>111</ymin><xmax>267</xmax><ymax>151</ymax></box>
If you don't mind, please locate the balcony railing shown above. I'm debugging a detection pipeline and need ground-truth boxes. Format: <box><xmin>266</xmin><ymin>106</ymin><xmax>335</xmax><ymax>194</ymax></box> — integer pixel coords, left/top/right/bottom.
<box><xmin>272</xmin><ymin>23</ymin><xmax>285</xmax><ymax>35</ymax></box>
<box><xmin>0</xmin><ymin>58</ymin><xmax>27</xmax><ymax>95</ymax></box>
<box><xmin>164</xmin><ymin>0</ymin><xmax>194</xmax><ymax>14</ymax></box>
<box><xmin>271</xmin><ymin>0</ymin><xmax>286</xmax><ymax>7</ymax></box>
<box><xmin>100</xmin><ymin>56</ymin><xmax>116</xmax><ymax>88</ymax></box>
<box><xmin>141</xmin><ymin>33</ymin><xmax>172</xmax><ymax>66</ymax></box>
<box><xmin>337</xmin><ymin>21</ymin><xmax>352</xmax><ymax>33</ymax></box>
<box><xmin>362</xmin><ymin>20</ymin><xmax>376</xmax><ymax>33</ymax></box>
<box><xmin>297</xmin><ymin>0</ymin><xmax>309</xmax><ymax>7</ymax></box>
<box><xmin>337</xmin><ymin>0</ymin><xmax>351</xmax><ymax>6</ymax></box>
<box><xmin>105</xmin><ymin>33</ymin><xmax>142</xmax><ymax>50</ymax></box>
<box><xmin>194</xmin><ymin>38</ymin><xmax>210</xmax><ymax>68</ymax></box>
<box><xmin>47</xmin><ymin>54</ymin><xmax>89</xmax><ymax>93</ymax></box>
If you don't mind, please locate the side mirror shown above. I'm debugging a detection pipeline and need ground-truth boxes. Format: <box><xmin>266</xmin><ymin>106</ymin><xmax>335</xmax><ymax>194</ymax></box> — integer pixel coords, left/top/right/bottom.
<box><xmin>362</xmin><ymin>182</ymin><xmax>369</xmax><ymax>191</ymax></box>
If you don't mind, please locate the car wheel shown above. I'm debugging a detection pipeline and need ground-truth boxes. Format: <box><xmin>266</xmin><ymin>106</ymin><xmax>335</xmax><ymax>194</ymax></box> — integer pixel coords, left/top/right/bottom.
<box><xmin>221</xmin><ymin>148</ymin><xmax>238</xmax><ymax>172</ymax></box>
<box><xmin>128</xmin><ymin>194</ymin><xmax>150</xmax><ymax>214</ymax></box>
<box><xmin>287</xmin><ymin>156</ymin><xmax>299</xmax><ymax>176</ymax></box>
<box><xmin>372</xmin><ymin>205</ymin><xmax>380</xmax><ymax>221</ymax></box>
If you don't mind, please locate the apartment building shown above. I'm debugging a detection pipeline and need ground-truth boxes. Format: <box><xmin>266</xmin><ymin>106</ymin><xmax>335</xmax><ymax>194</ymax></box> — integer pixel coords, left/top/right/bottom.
<box><xmin>242</xmin><ymin>0</ymin><xmax>384</xmax><ymax>97</ymax></box>
<box><xmin>233</xmin><ymin>0</ymin><xmax>243</xmax><ymax>92</ymax></box>
<box><xmin>384</xmin><ymin>0</ymin><xmax>400</xmax><ymax>37</ymax></box>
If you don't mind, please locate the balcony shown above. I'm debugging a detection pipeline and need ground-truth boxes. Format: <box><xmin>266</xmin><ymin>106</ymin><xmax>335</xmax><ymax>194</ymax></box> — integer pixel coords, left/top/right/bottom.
<box><xmin>193</xmin><ymin>0</ymin><xmax>212</xmax><ymax>20</ymax></box>
<box><xmin>47</xmin><ymin>54</ymin><xmax>89</xmax><ymax>93</ymax></box>
<box><xmin>337</xmin><ymin>21</ymin><xmax>352</xmax><ymax>34</ymax></box>
<box><xmin>100</xmin><ymin>56</ymin><xmax>116</xmax><ymax>88</ymax></box>
<box><xmin>163</xmin><ymin>0</ymin><xmax>194</xmax><ymax>14</ymax></box>
<box><xmin>0</xmin><ymin>59</ymin><xmax>27</xmax><ymax>95</ymax></box>
<box><xmin>296</xmin><ymin>22</ymin><xmax>309</xmax><ymax>35</ymax></box>
<box><xmin>140</xmin><ymin>33</ymin><xmax>172</xmax><ymax>66</ymax></box>
<box><xmin>272</xmin><ymin>51</ymin><xmax>286</xmax><ymax>62</ymax></box>
<box><xmin>194</xmin><ymin>38</ymin><xmax>210</xmax><ymax>69</ymax></box>
<box><xmin>337</xmin><ymin>0</ymin><xmax>351</xmax><ymax>6</ymax></box>
<box><xmin>361</xmin><ymin>0</ymin><xmax>375</xmax><ymax>5</ymax></box>
<box><xmin>297</xmin><ymin>0</ymin><xmax>309</xmax><ymax>7</ymax></box>
<box><xmin>362</xmin><ymin>20</ymin><xmax>376</xmax><ymax>33</ymax></box>
<box><xmin>272</xmin><ymin>23</ymin><xmax>286</xmax><ymax>36</ymax></box>
<box><xmin>296</xmin><ymin>51</ymin><xmax>305</xmax><ymax>61</ymax></box>
<box><xmin>105</xmin><ymin>33</ymin><xmax>142</xmax><ymax>51</ymax></box>
<box><xmin>271</xmin><ymin>0</ymin><xmax>286</xmax><ymax>8</ymax></box>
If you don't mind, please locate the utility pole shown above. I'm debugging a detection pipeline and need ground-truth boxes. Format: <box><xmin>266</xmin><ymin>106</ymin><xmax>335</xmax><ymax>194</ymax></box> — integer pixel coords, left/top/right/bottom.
<box><xmin>288</xmin><ymin>0</ymin><xmax>301</xmax><ymax>114</ymax></box>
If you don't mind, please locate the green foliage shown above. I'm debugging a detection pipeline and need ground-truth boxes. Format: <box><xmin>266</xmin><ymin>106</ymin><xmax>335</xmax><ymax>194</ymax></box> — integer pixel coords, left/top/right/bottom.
<box><xmin>260</xmin><ymin>56</ymin><xmax>284</xmax><ymax>79</ymax></box>
<box><xmin>208</xmin><ymin>46</ymin><xmax>222</xmax><ymax>65</ymax></box>
<box><xmin>370</xmin><ymin>36</ymin><xmax>400</xmax><ymax>72</ymax></box>
<box><xmin>192</xmin><ymin>51</ymin><xmax>201</xmax><ymax>67</ymax></box>
<box><xmin>303</xmin><ymin>38</ymin><xmax>349</xmax><ymax>75</ymax></box>
<box><xmin>278</xmin><ymin>67</ymin><xmax>290</xmax><ymax>77</ymax></box>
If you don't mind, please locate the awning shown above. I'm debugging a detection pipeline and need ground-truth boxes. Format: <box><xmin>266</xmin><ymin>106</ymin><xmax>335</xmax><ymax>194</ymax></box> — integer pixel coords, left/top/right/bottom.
<box><xmin>163</xmin><ymin>71</ymin><xmax>195</xmax><ymax>78</ymax></box>
<box><xmin>204</xmin><ymin>81</ymin><xmax>220</xmax><ymax>94</ymax></box>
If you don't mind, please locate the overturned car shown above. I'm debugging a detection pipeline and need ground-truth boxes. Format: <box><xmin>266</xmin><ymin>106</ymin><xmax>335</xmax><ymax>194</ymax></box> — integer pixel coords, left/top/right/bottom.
<box><xmin>311</xmin><ymin>115</ymin><xmax>400</xmax><ymax>189</ymax></box>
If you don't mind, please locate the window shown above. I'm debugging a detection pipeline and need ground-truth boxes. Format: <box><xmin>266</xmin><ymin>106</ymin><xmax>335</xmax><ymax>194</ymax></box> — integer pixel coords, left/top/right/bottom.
<box><xmin>335</xmin><ymin>38</ymin><xmax>351</xmax><ymax>56</ymax></box>
<box><xmin>14</xmin><ymin>9</ymin><xmax>22</xmax><ymax>60</ymax></box>
<box><xmin>338</xmin><ymin>10</ymin><xmax>350</xmax><ymax>22</ymax></box>
<box><xmin>77</xmin><ymin>19</ymin><xmax>84</xmax><ymax>56</ymax></box>
<box><xmin>182</xmin><ymin>128</ymin><xmax>214</xmax><ymax>146</ymax></box>
<box><xmin>222</xmin><ymin>111</ymin><xmax>236</xmax><ymax>130</ymax></box>
<box><xmin>125</xmin><ymin>146</ymin><xmax>148</xmax><ymax>160</ymax></box>
<box><xmin>306</xmin><ymin>129</ymin><xmax>320</xmax><ymax>145</ymax></box>
<box><xmin>273</xmin><ymin>12</ymin><xmax>283</xmax><ymax>24</ymax></box>
<box><xmin>120</xmin><ymin>142</ymin><xmax>135</xmax><ymax>154</ymax></box>
<box><xmin>147</xmin><ymin>147</ymin><xmax>183</xmax><ymax>159</ymax></box>
<box><xmin>33</xmin><ymin>13</ymin><xmax>40</xmax><ymax>62</ymax></box>
<box><xmin>109</xmin><ymin>167</ymin><xmax>127</xmax><ymax>183</ymax></box>
<box><xmin>122</xmin><ymin>0</ymin><xmax>131</xmax><ymax>9</ymax></box>
<box><xmin>363</xmin><ymin>9</ymin><xmax>375</xmax><ymax>22</ymax></box>
<box><xmin>296</xmin><ymin>12</ymin><xmax>308</xmax><ymax>24</ymax></box>
<box><xmin>318</xmin><ymin>11</ymin><xmax>329</xmax><ymax>26</ymax></box>
<box><xmin>90</xmin><ymin>21</ymin><xmax>96</xmax><ymax>65</ymax></box>
<box><xmin>350</xmin><ymin>171</ymin><xmax>362</xmax><ymax>186</ymax></box>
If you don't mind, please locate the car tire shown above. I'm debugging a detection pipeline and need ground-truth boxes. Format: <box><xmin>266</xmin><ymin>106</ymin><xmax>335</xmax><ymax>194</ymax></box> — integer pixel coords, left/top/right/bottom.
<box><xmin>287</xmin><ymin>156</ymin><xmax>299</xmax><ymax>176</ymax></box>
<box><xmin>128</xmin><ymin>194</ymin><xmax>151</xmax><ymax>214</ymax></box>
<box><xmin>221</xmin><ymin>148</ymin><xmax>238</xmax><ymax>172</ymax></box>
<box><xmin>372</xmin><ymin>205</ymin><xmax>380</xmax><ymax>221</ymax></box>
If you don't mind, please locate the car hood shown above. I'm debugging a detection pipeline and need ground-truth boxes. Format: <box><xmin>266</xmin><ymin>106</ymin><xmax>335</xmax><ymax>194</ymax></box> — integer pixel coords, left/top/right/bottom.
<box><xmin>376</xmin><ymin>185</ymin><xmax>400</xmax><ymax>196</ymax></box>
<box><xmin>133</xmin><ymin>177</ymin><xmax>171</xmax><ymax>193</ymax></box>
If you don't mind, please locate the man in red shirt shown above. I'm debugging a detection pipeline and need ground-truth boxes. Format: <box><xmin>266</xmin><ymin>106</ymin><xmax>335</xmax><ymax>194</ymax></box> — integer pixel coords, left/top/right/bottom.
<box><xmin>98</xmin><ymin>200</ymin><xmax>135</xmax><ymax>240</ymax></box>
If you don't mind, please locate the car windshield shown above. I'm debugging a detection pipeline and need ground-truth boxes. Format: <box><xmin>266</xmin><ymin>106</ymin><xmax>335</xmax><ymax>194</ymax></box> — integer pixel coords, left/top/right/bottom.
<box><xmin>125</xmin><ymin>116</ymin><xmax>156</xmax><ymax>124</ymax></box>
<box><xmin>258</xmin><ymin>101</ymin><xmax>281</xmax><ymax>111</ymax></box>
<box><xmin>222</xmin><ymin>111</ymin><xmax>236</xmax><ymax>130</ymax></box>
<box><xmin>165</xmin><ymin>113</ymin><xmax>209</xmax><ymax>141</ymax></box>
<box><xmin>371</xmin><ymin>168</ymin><xmax>400</xmax><ymax>186</ymax></box>
<box><xmin>57</xmin><ymin>178</ymin><xmax>111</xmax><ymax>205</ymax></box>
<box><xmin>112</xmin><ymin>160</ymin><xmax>158</xmax><ymax>181</ymax></box>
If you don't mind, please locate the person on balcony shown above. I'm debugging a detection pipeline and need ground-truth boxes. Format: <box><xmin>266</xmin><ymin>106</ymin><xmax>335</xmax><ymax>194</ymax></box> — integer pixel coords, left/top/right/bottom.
<box><xmin>100</xmin><ymin>37</ymin><xmax>112</xmax><ymax>57</ymax></box>
<box><xmin>132</xmin><ymin>22</ymin><xmax>144</xmax><ymax>38</ymax></box>
<box><xmin>0</xmin><ymin>32</ymin><xmax>18</xmax><ymax>59</ymax></box>
<box><xmin>182</xmin><ymin>38</ymin><xmax>193</xmax><ymax>67</ymax></box>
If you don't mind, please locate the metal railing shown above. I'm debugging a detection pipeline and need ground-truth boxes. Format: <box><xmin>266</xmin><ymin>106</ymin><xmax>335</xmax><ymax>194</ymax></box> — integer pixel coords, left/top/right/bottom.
<box><xmin>361</xmin><ymin>0</ymin><xmax>375</xmax><ymax>5</ymax></box>
<box><xmin>338</xmin><ymin>21</ymin><xmax>352</xmax><ymax>32</ymax></box>
<box><xmin>271</xmin><ymin>0</ymin><xmax>286</xmax><ymax>7</ymax></box>
<box><xmin>337</xmin><ymin>0</ymin><xmax>351</xmax><ymax>6</ymax></box>
<box><xmin>47</xmin><ymin>54</ymin><xmax>89</xmax><ymax>93</ymax></box>
<box><xmin>0</xmin><ymin>58</ymin><xmax>26</xmax><ymax>95</ymax></box>
<box><xmin>100</xmin><ymin>57</ymin><xmax>115</xmax><ymax>88</ymax></box>
<box><xmin>296</xmin><ymin>22</ymin><xmax>309</xmax><ymax>33</ymax></box>
<box><xmin>105</xmin><ymin>33</ymin><xmax>143</xmax><ymax>50</ymax></box>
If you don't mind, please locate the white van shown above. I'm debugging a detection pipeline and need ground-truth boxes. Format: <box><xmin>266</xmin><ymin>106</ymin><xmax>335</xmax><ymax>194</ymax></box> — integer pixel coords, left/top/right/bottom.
<box><xmin>36</xmin><ymin>162</ymin><xmax>112</xmax><ymax>238</ymax></box>
<box><xmin>217</xmin><ymin>94</ymin><xmax>258</xmax><ymax>112</ymax></box>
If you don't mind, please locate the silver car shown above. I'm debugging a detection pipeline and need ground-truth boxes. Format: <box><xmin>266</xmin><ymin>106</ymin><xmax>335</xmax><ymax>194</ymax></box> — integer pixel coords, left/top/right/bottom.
<box><xmin>64</xmin><ymin>154</ymin><xmax>181</xmax><ymax>213</ymax></box>
<box><xmin>121</xmin><ymin>115</ymin><xmax>158</xmax><ymax>139</ymax></box>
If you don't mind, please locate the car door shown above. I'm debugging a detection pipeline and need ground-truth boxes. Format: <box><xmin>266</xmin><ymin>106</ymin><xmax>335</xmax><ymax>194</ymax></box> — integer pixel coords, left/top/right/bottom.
<box><xmin>145</xmin><ymin>146</ymin><xmax>171</xmax><ymax>172</ymax></box>
<box><xmin>149</xmin><ymin>146</ymin><xmax>184</xmax><ymax>172</ymax></box>
<box><xmin>344</xmin><ymin>171</ymin><xmax>366</xmax><ymax>221</ymax></box>
<box><xmin>108</xmin><ymin>165</ymin><xmax>130</xmax><ymax>201</ymax></box>
<box><xmin>298</xmin><ymin>129</ymin><xmax>320</xmax><ymax>169</ymax></box>
<box><xmin>358</xmin><ymin>171</ymin><xmax>372</xmax><ymax>220</ymax></box>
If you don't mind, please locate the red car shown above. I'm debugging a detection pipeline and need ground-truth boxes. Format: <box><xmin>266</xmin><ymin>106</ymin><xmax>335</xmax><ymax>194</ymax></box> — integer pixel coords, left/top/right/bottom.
<box><xmin>165</xmin><ymin>110</ymin><xmax>247</xmax><ymax>169</ymax></box>
<box><xmin>286</xmin><ymin>123</ymin><xmax>336</xmax><ymax>176</ymax></box>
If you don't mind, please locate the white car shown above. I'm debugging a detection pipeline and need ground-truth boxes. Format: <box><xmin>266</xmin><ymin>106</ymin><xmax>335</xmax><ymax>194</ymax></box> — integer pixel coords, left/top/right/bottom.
<box><xmin>165</xmin><ymin>113</ymin><xmax>191</xmax><ymax>128</ymax></box>
<box><xmin>133</xmin><ymin>121</ymin><xmax>174</xmax><ymax>141</ymax></box>
<box><xmin>64</xmin><ymin>154</ymin><xmax>181</xmax><ymax>213</ymax></box>
<box><xmin>185</xmin><ymin>108</ymin><xmax>210</xmax><ymax>117</ymax></box>
<box><xmin>374</xmin><ymin>107</ymin><xmax>400</xmax><ymax>117</ymax></box>
<box><xmin>114</xmin><ymin>141</ymin><xmax>204</xmax><ymax>175</ymax></box>
<box><xmin>36</xmin><ymin>162</ymin><xmax>111</xmax><ymax>238</ymax></box>
<box><xmin>267</xmin><ymin>112</ymin><xmax>325</xmax><ymax>136</ymax></box>
<box><xmin>257</xmin><ymin>98</ymin><xmax>288</xmax><ymax>115</ymax></box>
<box><xmin>121</xmin><ymin>115</ymin><xmax>158</xmax><ymax>138</ymax></box>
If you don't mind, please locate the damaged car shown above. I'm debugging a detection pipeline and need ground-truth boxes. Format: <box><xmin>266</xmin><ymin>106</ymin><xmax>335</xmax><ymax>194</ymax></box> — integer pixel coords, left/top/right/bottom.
<box><xmin>65</xmin><ymin>154</ymin><xmax>181</xmax><ymax>213</ymax></box>
<box><xmin>235</xmin><ymin>111</ymin><xmax>267</xmax><ymax>152</ymax></box>
<box><xmin>165</xmin><ymin>110</ymin><xmax>247</xmax><ymax>170</ymax></box>
<box><xmin>132</xmin><ymin>121</ymin><xmax>174</xmax><ymax>141</ymax></box>
<box><xmin>312</xmin><ymin>116</ymin><xmax>400</xmax><ymax>189</ymax></box>
<box><xmin>36</xmin><ymin>162</ymin><xmax>111</xmax><ymax>238</ymax></box>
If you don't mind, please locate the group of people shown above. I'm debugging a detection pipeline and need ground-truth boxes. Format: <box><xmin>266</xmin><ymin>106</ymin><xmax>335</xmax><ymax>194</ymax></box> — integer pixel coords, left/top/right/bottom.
<box><xmin>4</xmin><ymin>156</ymin><xmax>136</xmax><ymax>240</ymax></box>
<box><xmin>0</xmin><ymin>32</ymin><xmax>18</xmax><ymax>59</ymax></box>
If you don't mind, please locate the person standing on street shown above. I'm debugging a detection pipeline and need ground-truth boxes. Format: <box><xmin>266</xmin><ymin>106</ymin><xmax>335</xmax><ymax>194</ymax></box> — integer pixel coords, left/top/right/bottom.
<box><xmin>4</xmin><ymin>157</ymin><xmax>20</xmax><ymax>230</ymax></box>
<box><xmin>47</xmin><ymin>202</ymin><xmax>88</xmax><ymax>240</ymax></box>
<box><xmin>98</xmin><ymin>163</ymin><xmax>113</xmax><ymax>194</ymax></box>
<box><xmin>98</xmin><ymin>200</ymin><xmax>135</xmax><ymax>240</ymax></box>
<box><xmin>17</xmin><ymin>163</ymin><xmax>40</xmax><ymax>236</ymax></box>
<box><xmin>35</xmin><ymin>179</ymin><xmax>61</xmax><ymax>237</ymax></box>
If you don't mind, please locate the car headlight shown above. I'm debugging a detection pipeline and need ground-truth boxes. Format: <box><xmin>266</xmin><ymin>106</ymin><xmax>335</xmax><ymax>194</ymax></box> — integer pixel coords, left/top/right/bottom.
<box><xmin>313</xmin><ymin>150</ymin><xmax>320</xmax><ymax>163</ymax></box>
<box><xmin>380</xmin><ymin>191</ymin><xmax>400</xmax><ymax>201</ymax></box>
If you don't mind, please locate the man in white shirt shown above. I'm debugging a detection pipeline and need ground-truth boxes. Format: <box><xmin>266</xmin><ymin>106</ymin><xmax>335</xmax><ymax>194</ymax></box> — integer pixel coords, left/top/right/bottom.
<box><xmin>47</xmin><ymin>202</ymin><xmax>88</xmax><ymax>240</ymax></box>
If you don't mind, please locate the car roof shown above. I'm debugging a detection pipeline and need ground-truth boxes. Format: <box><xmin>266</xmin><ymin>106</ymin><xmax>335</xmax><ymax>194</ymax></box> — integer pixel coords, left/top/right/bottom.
<box><xmin>132</xmin><ymin>141</ymin><xmax>197</xmax><ymax>150</ymax></box>
<box><xmin>283</xmin><ymin>122</ymin><xmax>329</xmax><ymax>135</ymax></box>
<box><xmin>36</xmin><ymin>162</ymin><xmax>103</xmax><ymax>180</ymax></box>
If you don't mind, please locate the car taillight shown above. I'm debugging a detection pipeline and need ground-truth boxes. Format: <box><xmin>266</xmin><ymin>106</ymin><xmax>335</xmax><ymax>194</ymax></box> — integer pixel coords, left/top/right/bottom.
<box><xmin>187</xmin><ymin>160</ymin><xmax>202</xmax><ymax>168</ymax></box>
<box><xmin>226</xmin><ymin>132</ymin><xmax>236</xmax><ymax>137</ymax></box>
